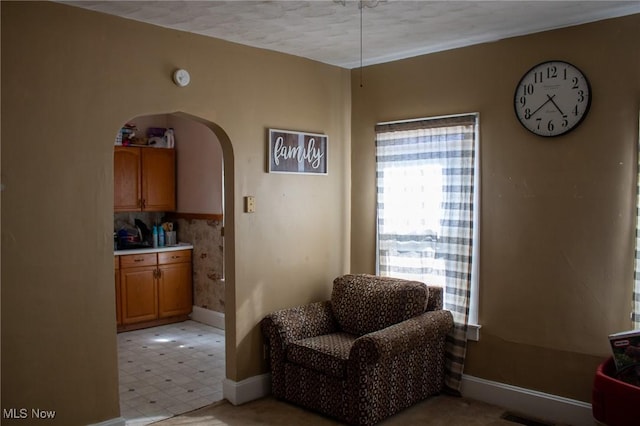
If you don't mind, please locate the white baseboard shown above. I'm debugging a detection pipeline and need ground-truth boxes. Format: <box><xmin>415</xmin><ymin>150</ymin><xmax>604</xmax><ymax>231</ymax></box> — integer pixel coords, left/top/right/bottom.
<box><xmin>190</xmin><ymin>306</ymin><xmax>225</xmax><ymax>329</ymax></box>
<box><xmin>461</xmin><ymin>374</ymin><xmax>593</xmax><ymax>426</ymax></box>
<box><xmin>216</xmin><ymin>370</ymin><xmax>593</xmax><ymax>425</ymax></box>
<box><xmin>89</xmin><ymin>417</ymin><xmax>126</xmax><ymax>426</ymax></box>
<box><xmin>223</xmin><ymin>373</ymin><xmax>271</xmax><ymax>406</ymax></box>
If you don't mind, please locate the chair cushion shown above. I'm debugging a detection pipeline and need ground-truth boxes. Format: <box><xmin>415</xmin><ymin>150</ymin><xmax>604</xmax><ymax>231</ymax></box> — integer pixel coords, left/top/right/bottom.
<box><xmin>286</xmin><ymin>332</ymin><xmax>357</xmax><ymax>379</ymax></box>
<box><xmin>331</xmin><ymin>274</ymin><xmax>429</xmax><ymax>336</ymax></box>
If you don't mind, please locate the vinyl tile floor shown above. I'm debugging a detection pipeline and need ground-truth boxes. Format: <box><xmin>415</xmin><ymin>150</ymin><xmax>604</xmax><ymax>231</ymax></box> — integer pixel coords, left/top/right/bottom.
<box><xmin>118</xmin><ymin>320</ymin><xmax>225</xmax><ymax>426</ymax></box>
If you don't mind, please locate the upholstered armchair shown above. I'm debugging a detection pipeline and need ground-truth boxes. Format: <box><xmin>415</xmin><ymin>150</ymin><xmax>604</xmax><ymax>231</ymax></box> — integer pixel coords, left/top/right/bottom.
<box><xmin>261</xmin><ymin>274</ymin><xmax>454</xmax><ymax>425</ymax></box>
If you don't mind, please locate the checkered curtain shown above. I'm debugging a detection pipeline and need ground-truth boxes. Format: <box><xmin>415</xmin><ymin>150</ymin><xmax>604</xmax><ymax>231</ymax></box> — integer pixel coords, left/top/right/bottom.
<box><xmin>634</xmin><ymin>131</ymin><xmax>640</xmax><ymax>329</ymax></box>
<box><xmin>375</xmin><ymin>114</ymin><xmax>477</xmax><ymax>393</ymax></box>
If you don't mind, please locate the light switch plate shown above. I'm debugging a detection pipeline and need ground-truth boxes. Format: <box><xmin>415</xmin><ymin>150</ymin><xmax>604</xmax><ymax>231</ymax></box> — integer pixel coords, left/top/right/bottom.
<box><xmin>245</xmin><ymin>196</ymin><xmax>256</xmax><ymax>213</ymax></box>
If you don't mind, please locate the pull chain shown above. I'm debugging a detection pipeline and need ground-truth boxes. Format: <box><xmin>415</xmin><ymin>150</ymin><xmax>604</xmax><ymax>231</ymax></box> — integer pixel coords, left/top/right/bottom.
<box><xmin>360</xmin><ymin>1</ymin><xmax>363</xmax><ymax>87</ymax></box>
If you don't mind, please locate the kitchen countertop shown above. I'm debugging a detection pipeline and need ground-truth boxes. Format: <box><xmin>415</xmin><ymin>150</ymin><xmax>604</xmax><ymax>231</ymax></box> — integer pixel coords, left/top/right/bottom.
<box><xmin>114</xmin><ymin>242</ymin><xmax>193</xmax><ymax>256</ymax></box>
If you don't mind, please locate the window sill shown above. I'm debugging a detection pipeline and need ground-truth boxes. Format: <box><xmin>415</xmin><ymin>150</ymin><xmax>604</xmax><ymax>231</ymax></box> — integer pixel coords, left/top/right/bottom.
<box><xmin>467</xmin><ymin>323</ymin><xmax>481</xmax><ymax>341</ymax></box>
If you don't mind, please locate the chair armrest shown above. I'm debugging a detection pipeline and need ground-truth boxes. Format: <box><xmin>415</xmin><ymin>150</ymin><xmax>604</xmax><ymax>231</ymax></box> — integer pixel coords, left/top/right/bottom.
<box><xmin>350</xmin><ymin>309</ymin><xmax>453</xmax><ymax>364</ymax></box>
<box><xmin>261</xmin><ymin>301</ymin><xmax>338</xmax><ymax>348</ymax></box>
<box><xmin>261</xmin><ymin>301</ymin><xmax>337</xmax><ymax>399</ymax></box>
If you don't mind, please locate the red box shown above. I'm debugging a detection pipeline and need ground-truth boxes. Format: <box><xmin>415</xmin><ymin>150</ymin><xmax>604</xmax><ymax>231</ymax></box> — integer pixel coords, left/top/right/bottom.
<box><xmin>592</xmin><ymin>357</ymin><xmax>640</xmax><ymax>425</ymax></box>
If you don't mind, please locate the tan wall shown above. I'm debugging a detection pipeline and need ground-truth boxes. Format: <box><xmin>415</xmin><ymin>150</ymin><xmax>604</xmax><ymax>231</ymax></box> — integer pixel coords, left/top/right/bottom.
<box><xmin>351</xmin><ymin>14</ymin><xmax>640</xmax><ymax>402</ymax></box>
<box><xmin>1</xmin><ymin>2</ymin><xmax>350</xmax><ymax>424</ymax></box>
<box><xmin>170</xmin><ymin>114</ymin><xmax>224</xmax><ymax>215</ymax></box>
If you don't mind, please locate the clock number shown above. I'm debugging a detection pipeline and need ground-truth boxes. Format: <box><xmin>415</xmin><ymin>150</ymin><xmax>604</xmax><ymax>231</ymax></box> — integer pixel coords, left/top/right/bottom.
<box><xmin>571</xmin><ymin>77</ymin><xmax>580</xmax><ymax>89</ymax></box>
<box><xmin>547</xmin><ymin>120</ymin><xmax>555</xmax><ymax>132</ymax></box>
<box><xmin>519</xmin><ymin>96</ymin><xmax>526</xmax><ymax>107</ymax></box>
<box><xmin>546</xmin><ymin>66</ymin><xmax>557</xmax><ymax>79</ymax></box>
<box><xmin>523</xmin><ymin>83</ymin><xmax>534</xmax><ymax>95</ymax></box>
<box><xmin>561</xmin><ymin>115</ymin><xmax>568</xmax><ymax>127</ymax></box>
<box><xmin>572</xmin><ymin>104</ymin><xmax>579</xmax><ymax>116</ymax></box>
<box><xmin>535</xmin><ymin>118</ymin><xmax>542</xmax><ymax>129</ymax></box>
<box><xmin>524</xmin><ymin>108</ymin><xmax>532</xmax><ymax>119</ymax></box>
<box><xmin>534</xmin><ymin>71</ymin><xmax>543</xmax><ymax>83</ymax></box>
<box><xmin>577</xmin><ymin>90</ymin><xmax>585</xmax><ymax>103</ymax></box>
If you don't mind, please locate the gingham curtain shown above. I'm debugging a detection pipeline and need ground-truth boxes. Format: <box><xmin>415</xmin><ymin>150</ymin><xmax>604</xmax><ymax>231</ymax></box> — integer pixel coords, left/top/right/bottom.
<box><xmin>375</xmin><ymin>114</ymin><xmax>477</xmax><ymax>393</ymax></box>
<box><xmin>633</xmin><ymin>130</ymin><xmax>640</xmax><ymax>329</ymax></box>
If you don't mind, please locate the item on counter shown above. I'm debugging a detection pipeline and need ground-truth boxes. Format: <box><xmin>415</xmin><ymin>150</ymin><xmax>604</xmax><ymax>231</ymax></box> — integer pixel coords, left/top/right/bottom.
<box><xmin>117</xmin><ymin>226</ymin><xmax>139</xmax><ymax>244</ymax></box>
<box><xmin>134</xmin><ymin>219</ymin><xmax>151</xmax><ymax>241</ymax></box>
<box><xmin>165</xmin><ymin>231</ymin><xmax>177</xmax><ymax>246</ymax></box>
<box><xmin>158</xmin><ymin>226</ymin><xmax>165</xmax><ymax>247</ymax></box>
<box><xmin>152</xmin><ymin>225</ymin><xmax>159</xmax><ymax>248</ymax></box>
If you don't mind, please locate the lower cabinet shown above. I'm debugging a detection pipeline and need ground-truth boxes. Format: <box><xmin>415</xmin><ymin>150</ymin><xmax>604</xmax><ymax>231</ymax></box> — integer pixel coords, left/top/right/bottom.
<box><xmin>115</xmin><ymin>256</ymin><xmax>122</xmax><ymax>326</ymax></box>
<box><xmin>116</xmin><ymin>249</ymin><xmax>192</xmax><ymax>332</ymax></box>
<box><xmin>158</xmin><ymin>250</ymin><xmax>193</xmax><ymax>318</ymax></box>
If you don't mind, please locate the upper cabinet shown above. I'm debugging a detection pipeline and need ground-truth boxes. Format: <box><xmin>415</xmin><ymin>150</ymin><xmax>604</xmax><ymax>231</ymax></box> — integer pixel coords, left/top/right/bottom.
<box><xmin>114</xmin><ymin>147</ymin><xmax>141</xmax><ymax>211</ymax></box>
<box><xmin>114</xmin><ymin>147</ymin><xmax>176</xmax><ymax>212</ymax></box>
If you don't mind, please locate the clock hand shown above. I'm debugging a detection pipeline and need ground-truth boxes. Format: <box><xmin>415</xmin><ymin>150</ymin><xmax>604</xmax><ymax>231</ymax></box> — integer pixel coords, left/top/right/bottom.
<box><xmin>528</xmin><ymin>96</ymin><xmax>553</xmax><ymax>117</ymax></box>
<box><xmin>546</xmin><ymin>94</ymin><xmax>565</xmax><ymax>115</ymax></box>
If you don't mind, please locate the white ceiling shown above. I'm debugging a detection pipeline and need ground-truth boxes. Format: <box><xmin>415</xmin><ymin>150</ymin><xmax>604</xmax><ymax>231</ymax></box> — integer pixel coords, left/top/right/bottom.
<box><xmin>63</xmin><ymin>1</ymin><xmax>640</xmax><ymax>69</ymax></box>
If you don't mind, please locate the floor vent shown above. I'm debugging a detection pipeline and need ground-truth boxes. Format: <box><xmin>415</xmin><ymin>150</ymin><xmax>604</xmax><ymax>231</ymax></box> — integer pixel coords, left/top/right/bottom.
<box><xmin>501</xmin><ymin>411</ymin><xmax>555</xmax><ymax>426</ymax></box>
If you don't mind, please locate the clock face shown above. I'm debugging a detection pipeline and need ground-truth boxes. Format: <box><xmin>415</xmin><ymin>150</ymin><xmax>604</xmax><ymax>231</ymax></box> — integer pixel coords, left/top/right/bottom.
<box><xmin>514</xmin><ymin>60</ymin><xmax>591</xmax><ymax>137</ymax></box>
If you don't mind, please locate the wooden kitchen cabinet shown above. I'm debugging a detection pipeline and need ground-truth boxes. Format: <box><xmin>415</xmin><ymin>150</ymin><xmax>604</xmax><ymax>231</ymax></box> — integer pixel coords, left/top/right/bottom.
<box><xmin>115</xmin><ymin>256</ymin><xmax>122</xmax><ymax>326</ymax></box>
<box><xmin>114</xmin><ymin>147</ymin><xmax>141</xmax><ymax>211</ymax></box>
<box><xmin>117</xmin><ymin>249</ymin><xmax>192</xmax><ymax>332</ymax></box>
<box><xmin>119</xmin><ymin>253</ymin><xmax>158</xmax><ymax>325</ymax></box>
<box><xmin>142</xmin><ymin>147</ymin><xmax>176</xmax><ymax>211</ymax></box>
<box><xmin>114</xmin><ymin>146</ymin><xmax>176</xmax><ymax>212</ymax></box>
<box><xmin>158</xmin><ymin>250</ymin><xmax>193</xmax><ymax>318</ymax></box>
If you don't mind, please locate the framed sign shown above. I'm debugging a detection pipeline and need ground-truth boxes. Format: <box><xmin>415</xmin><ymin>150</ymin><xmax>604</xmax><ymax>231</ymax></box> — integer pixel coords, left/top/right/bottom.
<box><xmin>268</xmin><ymin>128</ymin><xmax>328</xmax><ymax>175</ymax></box>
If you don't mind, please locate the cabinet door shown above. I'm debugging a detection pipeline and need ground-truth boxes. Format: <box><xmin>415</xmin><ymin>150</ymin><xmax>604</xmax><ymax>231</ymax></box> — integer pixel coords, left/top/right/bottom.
<box><xmin>158</xmin><ymin>262</ymin><xmax>192</xmax><ymax>318</ymax></box>
<box><xmin>114</xmin><ymin>147</ymin><xmax>141</xmax><ymax>212</ymax></box>
<box><xmin>142</xmin><ymin>148</ymin><xmax>176</xmax><ymax>212</ymax></box>
<box><xmin>120</xmin><ymin>265</ymin><xmax>158</xmax><ymax>324</ymax></box>
<box><xmin>115</xmin><ymin>257</ymin><xmax>122</xmax><ymax>326</ymax></box>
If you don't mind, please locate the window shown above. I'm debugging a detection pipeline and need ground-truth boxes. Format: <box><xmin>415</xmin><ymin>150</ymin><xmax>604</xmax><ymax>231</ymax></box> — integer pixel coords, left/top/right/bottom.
<box><xmin>375</xmin><ymin>113</ymin><xmax>480</xmax><ymax>332</ymax></box>
<box><xmin>375</xmin><ymin>113</ymin><xmax>479</xmax><ymax>391</ymax></box>
<box><xmin>633</xmin><ymin>111</ymin><xmax>640</xmax><ymax>329</ymax></box>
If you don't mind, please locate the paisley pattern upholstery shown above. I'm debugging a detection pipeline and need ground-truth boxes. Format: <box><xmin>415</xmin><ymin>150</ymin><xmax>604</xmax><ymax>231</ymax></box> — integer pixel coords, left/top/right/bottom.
<box><xmin>261</xmin><ymin>274</ymin><xmax>454</xmax><ymax>426</ymax></box>
<box><xmin>331</xmin><ymin>274</ymin><xmax>429</xmax><ymax>336</ymax></box>
<box><xmin>287</xmin><ymin>332</ymin><xmax>356</xmax><ymax>378</ymax></box>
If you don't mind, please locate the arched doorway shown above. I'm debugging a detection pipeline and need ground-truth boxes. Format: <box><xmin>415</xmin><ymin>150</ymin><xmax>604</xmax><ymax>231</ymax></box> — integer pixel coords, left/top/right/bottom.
<box><xmin>113</xmin><ymin>111</ymin><xmax>234</xmax><ymax>424</ymax></box>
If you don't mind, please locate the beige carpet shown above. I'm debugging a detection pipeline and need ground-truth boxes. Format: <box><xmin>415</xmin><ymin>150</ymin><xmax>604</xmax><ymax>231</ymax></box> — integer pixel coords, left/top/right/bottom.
<box><xmin>153</xmin><ymin>395</ymin><xmax>545</xmax><ymax>426</ymax></box>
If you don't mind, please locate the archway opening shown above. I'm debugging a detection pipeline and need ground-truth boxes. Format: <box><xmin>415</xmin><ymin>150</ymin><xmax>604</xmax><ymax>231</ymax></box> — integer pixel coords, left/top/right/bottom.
<box><xmin>112</xmin><ymin>111</ymin><xmax>234</xmax><ymax>424</ymax></box>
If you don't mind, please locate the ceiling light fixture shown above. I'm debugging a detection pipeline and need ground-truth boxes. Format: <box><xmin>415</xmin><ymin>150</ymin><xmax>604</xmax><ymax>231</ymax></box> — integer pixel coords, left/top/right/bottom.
<box><xmin>335</xmin><ymin>0</ymin><xmax>387</xmax><ymax>87</ymax></box>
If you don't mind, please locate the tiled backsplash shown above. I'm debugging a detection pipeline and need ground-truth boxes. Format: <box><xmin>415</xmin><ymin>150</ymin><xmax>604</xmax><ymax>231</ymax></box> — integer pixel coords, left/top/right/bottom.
<box><xmin>174</xmin><ymin>217</ymin><xmax>225</xmax><ymax>314</ymax></box>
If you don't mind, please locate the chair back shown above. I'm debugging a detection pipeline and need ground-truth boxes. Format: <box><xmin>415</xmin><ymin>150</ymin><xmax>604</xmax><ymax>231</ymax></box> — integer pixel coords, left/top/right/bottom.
<box><xmin>330</xmin><ymin>274</ymin><xmax>429</xmax><ymax>336</ymax></box>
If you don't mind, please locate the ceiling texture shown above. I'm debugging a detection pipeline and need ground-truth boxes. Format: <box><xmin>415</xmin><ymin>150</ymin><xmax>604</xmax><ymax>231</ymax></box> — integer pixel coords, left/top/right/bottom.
<box><xmin>64</xmin><ymin>1</ymin><xmax>640</xmax><ymax>68</ymax></box>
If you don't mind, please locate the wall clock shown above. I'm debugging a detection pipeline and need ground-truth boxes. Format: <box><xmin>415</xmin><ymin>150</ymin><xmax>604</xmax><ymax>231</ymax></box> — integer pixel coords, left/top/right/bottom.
<box><xmin>514</xmin><ymin>60</ymin><xmax>591</xmax><ymax>137</ymax></box>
